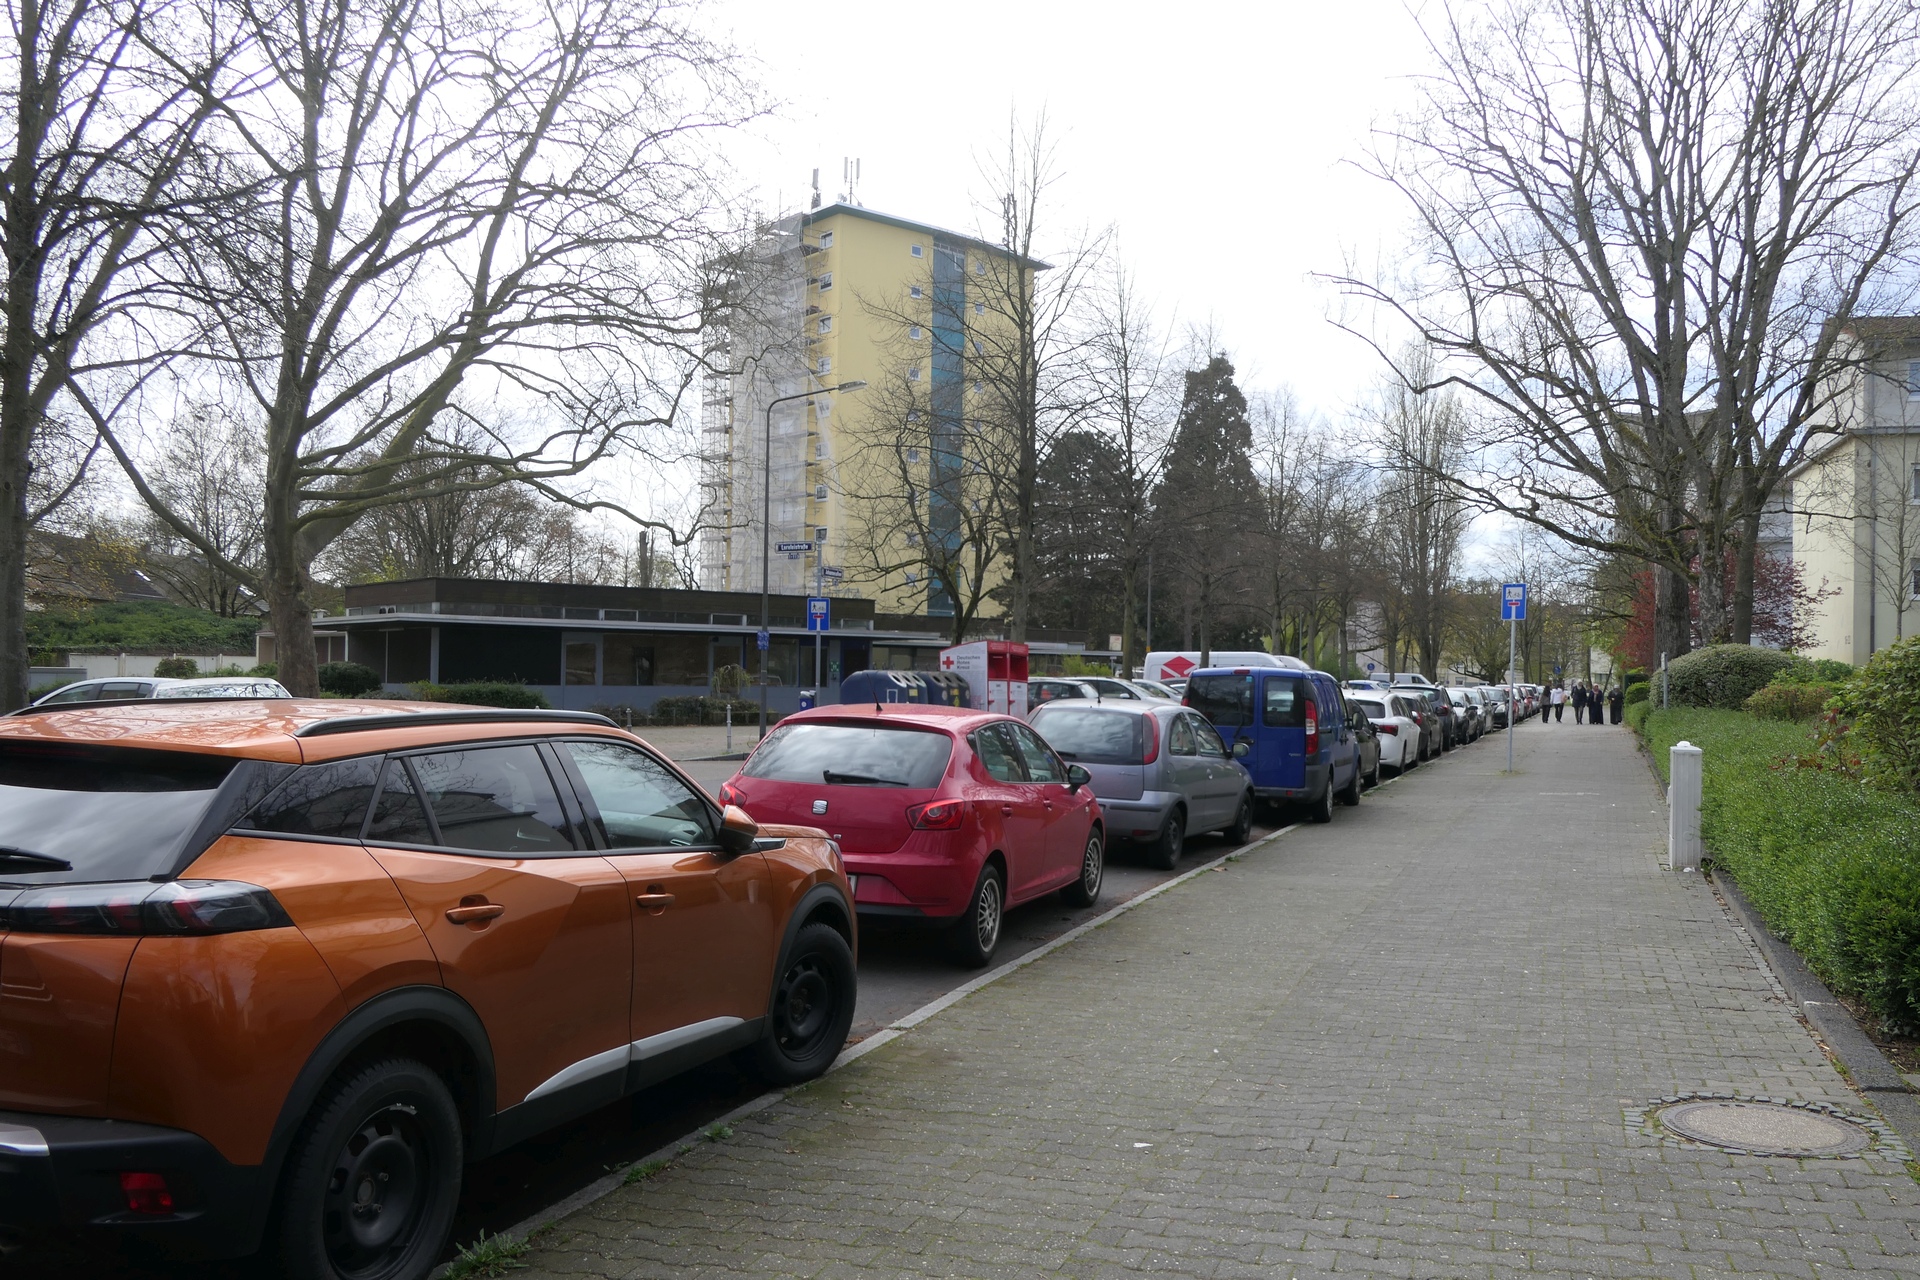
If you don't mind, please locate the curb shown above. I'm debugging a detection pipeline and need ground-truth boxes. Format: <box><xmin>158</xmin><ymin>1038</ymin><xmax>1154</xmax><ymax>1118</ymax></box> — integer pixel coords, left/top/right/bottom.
<box><xmin>1712</xmin><ymin>874</ymin><xmax>1920</xmax><ymax>1150</ymax></box>
<box><xmin>437</xmin><ymin>816</ymin><xmax>1311</xmax><ymax>1273</ymax></box>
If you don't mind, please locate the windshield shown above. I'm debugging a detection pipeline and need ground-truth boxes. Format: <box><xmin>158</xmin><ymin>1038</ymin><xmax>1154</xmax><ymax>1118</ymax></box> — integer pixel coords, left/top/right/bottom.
<box><xmin>1186</xmin><ymin>673</ymin><xmax>1254</xmax><ymax>727</ymax></box>
<box><xmin>1354</xmin><ymin>699</ymin><xmax>1388</xmax><ymax>719</ymax></box>
<box><xmin>742</xmin><ymin>722</ymin><xmax>954</xmax><ymax>789</ymax></box>
<box><xmin>1031</xmin><ymin>708</ymin><xmax>1147</xmax><ymax>764</ymax></box>
<box><xmin>0</xmin><ymin>742</ymin><xmax>239</xmax><ymax>884</ymax></box>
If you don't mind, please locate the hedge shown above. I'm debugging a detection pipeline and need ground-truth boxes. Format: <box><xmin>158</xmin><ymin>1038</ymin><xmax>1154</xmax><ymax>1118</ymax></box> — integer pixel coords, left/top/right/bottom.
<box><xmin>1664</xmin><ymin>643</ymin><xmax>1797</xmax><ymax>709</ymax></box>
<box><xmin>647</xmin><ymin>695</ymin><xmax>768</xmax><ymax>726</ymax></box>
<box><xmin>1624</xmin><ymin>699</ymin><xmax>1652</xmax><ymax>735</ymax></box>
<box><xmin>26</xmin><ymin>601</ymin><xmax>261</xmax><ymax>653</ymax></box>
<box><xmin>1742</xmin><ymin>682</ymin><xmax>1838</xmax><ymax>721</ymax></box>
<box><xmin>1644</xmin><ymin>708</ymin><xmax>1920</xmax><ymax>1033</ymax></box>
<box><xmin>405</xmin><ymin>681</ymin><xmax>552</xmax><ymax>710</ymax></box>
<box><xmin>1827</xmin><ymin>634</ymin><xmax>1920</xmax><ymax>794</ymax></box>
<box><xmin>318</xmin><ymin>661</ymin><xmax>383</xmax><ymax>696</ymax></box>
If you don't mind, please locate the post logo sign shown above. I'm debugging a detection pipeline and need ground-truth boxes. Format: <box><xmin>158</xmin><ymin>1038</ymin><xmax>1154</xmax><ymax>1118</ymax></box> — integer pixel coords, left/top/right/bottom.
<box><xmin>1501</xmin><ymin>583</ymin><xmax>1528</xmax><ymax>621</ymax></box>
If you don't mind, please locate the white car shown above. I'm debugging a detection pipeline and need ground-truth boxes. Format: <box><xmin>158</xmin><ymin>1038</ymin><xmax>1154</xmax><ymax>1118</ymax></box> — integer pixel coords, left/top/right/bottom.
<box><xmin>1129</xmin><ymin>678</ymin><xmax>1182</xmax><ymax>701</ymax></box>
<box><xmin>1350</xmin><ymin>692</ymin><xmax>1420</xmax><ymax>776</ymax></box>
<box><xmin>29</xmin><ymin>675</ymin><xmax>292</xmax><ymax>706</ymax></box>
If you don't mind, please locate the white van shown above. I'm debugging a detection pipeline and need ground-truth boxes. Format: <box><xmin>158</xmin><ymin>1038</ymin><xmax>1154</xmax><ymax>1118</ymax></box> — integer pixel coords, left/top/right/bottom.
<box><xmin>1143</xmin><ymin>651</ymin><xmax>1311</xmax><ymax>687</ymax></box>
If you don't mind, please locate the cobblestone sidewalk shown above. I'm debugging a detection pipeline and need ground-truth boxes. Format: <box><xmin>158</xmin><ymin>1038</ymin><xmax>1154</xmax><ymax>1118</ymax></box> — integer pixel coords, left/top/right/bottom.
<box><xmin>516</xmin><ymin>722</ymin><xmax>1920</xmax><ymax>1278</ymax></box>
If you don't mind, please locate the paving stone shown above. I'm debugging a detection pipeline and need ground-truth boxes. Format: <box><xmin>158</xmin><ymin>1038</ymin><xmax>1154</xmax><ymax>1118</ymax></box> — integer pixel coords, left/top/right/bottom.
<box><xmin>515</xmin><ymin>724</ymin><xmax>1919</xmax><ymax>1277</ymax></box>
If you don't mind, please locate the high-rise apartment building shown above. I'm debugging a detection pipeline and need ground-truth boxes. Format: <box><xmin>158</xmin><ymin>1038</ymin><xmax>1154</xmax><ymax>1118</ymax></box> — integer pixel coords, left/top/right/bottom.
<box><xmin>698</xmin><ymin>203</ymin><xmax>1041</xmax><ymax>618</ymax></box>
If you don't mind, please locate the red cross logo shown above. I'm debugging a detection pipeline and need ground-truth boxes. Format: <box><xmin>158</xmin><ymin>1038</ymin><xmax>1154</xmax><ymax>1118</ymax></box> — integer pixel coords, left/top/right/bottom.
<box><xmin>1163</xmin><ymin>655</ymin><xmax>1196</xmax><ymax>678</ymax></box>
<box><xmin>942</xmin><ymin>656</ymin><xmax>956</xmax><ymax>669</ymax></box>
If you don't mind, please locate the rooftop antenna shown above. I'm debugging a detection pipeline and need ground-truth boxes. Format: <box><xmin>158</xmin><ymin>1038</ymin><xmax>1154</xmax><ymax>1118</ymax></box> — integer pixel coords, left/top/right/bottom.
<box><xmin>843</xmin><ymin>157</ymin><xmax>861</xmax><ymax>206</ymax></box>
<box><xmin>809</xmin><ymin>168</ymin><xmax>821</xmax><ymax>211</ymax></box>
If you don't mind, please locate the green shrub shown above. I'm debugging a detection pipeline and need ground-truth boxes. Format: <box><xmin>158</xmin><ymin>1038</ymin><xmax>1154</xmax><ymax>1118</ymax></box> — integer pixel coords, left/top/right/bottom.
<box><xmin>152</xmin><ymin>656</ymin><xmax>199</xmax><ymax>679</ymax></box>
<box><xmin>318</xmin><ymin>661</ymin><xmax>383</xmax><ymax>696</ymax></box>
<box><xmin>408</xmin><ymin>681</ymin><xmax>551</xmax><ymax>710</ymax></box>
<box><xmin>1743</xmin><ymin>682</ymin><xmax>1838</xmax><ymax>721</ymax></box>
<box><xmin>1624</xmin><ymin>682</ymin><xmax>1649</xmax><ymax>707</ymax></box>
<box><xmin>25</xmin><ymin>601</ymin><xmax>261</xmax><ymax>653</ymax></box>
<box><xmin>1771</xmin><ymin>656</ymin><xmax>1855</xmax><ymax>685</ymax></box>
<box><xmin>1646</xmin><ymin>708</ymin><xmax>1920</xmax><ymax>1033</ymax></box>
<box><xmin>1828</xmin><ymin>635</ymin><xmax>1920</xmax><ymax>793</ymax></box>
<box><xmin>28</xmin><ymin>682</ymin><xmax>73</xmax><ymax>701</ymax></box>
<box><xmin>1664</xmin><ymin>643</ymin><xmax>1796</xmax><ymax>709</ymax></box>
<box><xmin>649</xmin><ymin>695</ymin><xmax>767</xmax><ymax>726</ymax></box>
<box><xmin>248</xmin><ymin>662</ymin><xmax>277</xmax><ymax>678</ymax></box>
<box><xmin>1624</xmin><ymin>699</ymin><xmax>1652</xmax><ymax>736</ymax></box>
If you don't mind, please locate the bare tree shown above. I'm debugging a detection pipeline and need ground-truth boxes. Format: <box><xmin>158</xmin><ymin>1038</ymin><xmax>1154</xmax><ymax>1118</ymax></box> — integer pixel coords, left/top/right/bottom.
<box><xmin>1371</xmin><ymin>351</ymin><xmax>1472</xmax><ymax>678</ymax></box>
<box><xmin>135</xmin><ymin>404</ymin><xmax>263</xmax><ymax>615</ymax></box>
<box><xmin>90</xmin><ymin>0</ymin><xmax>753</xmax><ymax>695</ymax></box>
<box><xmin>1334</xmin><ymin>0</ymin><xmax>1920</xmax><ymax>661</ymax></box>
<box><xmin>1</xmin><ymin>0</ymin><xmax>229</xmax><ymax>708</ymax></box>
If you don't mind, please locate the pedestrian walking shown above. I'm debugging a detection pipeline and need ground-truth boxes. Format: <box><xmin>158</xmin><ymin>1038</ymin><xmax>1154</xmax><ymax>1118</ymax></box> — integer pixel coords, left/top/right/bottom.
<box><xmin>1551</xmin><ymin>684</ymin><xmax>1567</xmax><ymax>722</ymax></box>
<box><xmin>1608</xmin><ymin>684</ymin><xmax>1625</xmax><ymax>724</ymax></box>
<box><xmin>1572</xmin><ymin>684</ymin><xmax>1588</xmax><ymax>724</ymax></box>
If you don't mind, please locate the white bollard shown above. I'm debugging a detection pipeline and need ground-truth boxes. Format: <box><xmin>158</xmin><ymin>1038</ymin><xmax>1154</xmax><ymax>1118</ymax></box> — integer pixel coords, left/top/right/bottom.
<box><xmin>1668</xmin><ymin>740</ymin><xmax>1703</xmax><ymax>871</ymax></box>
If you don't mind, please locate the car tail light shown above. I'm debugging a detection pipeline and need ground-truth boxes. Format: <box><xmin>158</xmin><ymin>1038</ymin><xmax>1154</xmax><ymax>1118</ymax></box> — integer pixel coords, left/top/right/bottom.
<box><xmin>907</xmin><ymin>799</ymin><xmax>967</xmax><ymax>830</ymax></box>
<box><xmin>2</xmin><ymin>881</ymin><xmax>292</xmax><ymax>936</ymax></box>
<box><xmin>1377</xmin><ymin>722</ymin><xmax>1398</xmax><ymax>735</ymax></box>
<box><xmin>1304</xmin><ymin>708</ymin><xmax>1319</xmax><ymax>757</ymax></box>
<box><xmin>1140</xmin><ymin>715</ymin><xmax>1160</xmax><ymax>765</ymax></box>
<box><xmin>717</xmin><ymin>781</ymin><xmax>745</xmax><ymax>807</ymax></box>
<box><xmin>119</xmin><ymin>1172</ymin><xmax>174</xmax><ymax>1215</ymax></box>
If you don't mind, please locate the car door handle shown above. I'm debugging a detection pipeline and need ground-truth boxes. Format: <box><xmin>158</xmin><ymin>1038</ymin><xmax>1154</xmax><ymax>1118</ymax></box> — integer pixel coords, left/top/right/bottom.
<box><xmin>445</xmin><ymin>902</ymin><xmax>506</xmax><ymax>924</ymax></box>
<box><xmin>634</xmin><ymin>892</ymin><xmax>676</xmax><ymax>910</ymax></box>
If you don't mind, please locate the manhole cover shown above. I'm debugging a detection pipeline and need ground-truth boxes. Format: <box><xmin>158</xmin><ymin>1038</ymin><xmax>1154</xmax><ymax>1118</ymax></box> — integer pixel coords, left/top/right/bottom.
<box><xmin>1657</xmin><ymin>1100</ymin><xmax>1871</xmax><ymax>1156</ymax></box>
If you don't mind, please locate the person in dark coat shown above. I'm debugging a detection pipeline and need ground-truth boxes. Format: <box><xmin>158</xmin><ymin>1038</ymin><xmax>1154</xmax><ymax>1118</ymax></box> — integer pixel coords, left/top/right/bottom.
<box><xmin>1572</xmin><ymin>683</ymin><xmax>1588</xmax><ymax>724</ymax></box>
<box><xmin>1608</xmin><ymin>684</ymin><xmax>1625</xmax><ymax>724</ymax></box>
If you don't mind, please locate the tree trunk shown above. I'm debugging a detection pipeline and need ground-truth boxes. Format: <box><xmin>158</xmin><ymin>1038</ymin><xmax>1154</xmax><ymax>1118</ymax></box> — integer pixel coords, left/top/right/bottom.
<box><xmin>1119</xmin><ymin>556</ymin><xmax>1138</xmax><ymax>677</ymax></box>
<box><xmin>0</xmin><ymin>455</ymin><xmax>28</xmax><ymax>713</ymax></box>
<box><xmin>1730</xmin><ymin>511</ymin><xmax>1760</xmax><ymax>645</ymax></box>
<box><xmin>264</xmin><ymin>522</ymin><xmax>320</xmax><ymax>697</ymax></box>
<box><xmin>1654</xmin><ymin>562</ymin><xmax>1692</xmax><ymax>664</ymax></box>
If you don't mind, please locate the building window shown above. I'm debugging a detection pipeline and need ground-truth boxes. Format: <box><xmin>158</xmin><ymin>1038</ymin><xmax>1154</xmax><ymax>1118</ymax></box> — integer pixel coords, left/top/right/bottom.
<box><xmin>817</xmin><ymin>316</ymin><xmax>832</xmax><ymax>334</ymax></box>
<box><xmin>906</xmin><ymin>447</ymin><xmax>920</xmax><ymax>462</ymax></box>
<box><xmin>1911</xmin><ymin>462</ymin><xmax>1920</xmax><ymax>502</ymax></box>
<box><xmin>817</xmin><ymin>272</ymin><xmax>832</xmax><ymax>291</ymax></box>
<box><xmin>910</xmin><ymin>284</ymin><xmax>923</xmax><ymax>299</ymax></box>
<box><xmin>909</xmin><ymin>365</ymin><xmax>921</xmax><ymax>381</ymax></box>
<box><xmin>972</xmin><ymin>338</ymin><xmax>984</xmax><ymax>354</ymax></box>
<box><xmin>815</xmin><ymin>484</ymin><xmax>828</xmax><ymax>501</ymax></box>
<box><xmin>817</xmin><ymin>356</ymin><xmax>831</xmax><ymax>374</ymax></box>
<box><xmin>1908</xmin><ymin>359</ymin><xmax>1920</xmax><ymax>398</ymax></box>
<box><xmin>972</xmin><ymin>381</ymin><xmax>982</xmax><ymax>394</ymax></box>
<box><xmin>1911</xmin><ymin>559</ymin><xmax>1920</xmax><ymax>598</ymax></box>
<box><xmin>819</xmin><ymin>231</ymin><xmax>833</xmax><ymax>249</ymax></box>
<box><xmin>974</xmin><ymin>260</ymin><xmax>985</xmax><ymax>275</ymax></box>
<box><xmin>911</xmin><ymin>244</ymin><xmax>924</xmax><ymax>257</ymax></box>
<box><xmin>906</xmin><ymin>409</ymin><xmax>920</xmax><ymax>422</ymax></box>
<box><xmin>974</xmin><ymin>301</ymin><xmax>984</xmax><ymax>315</ymax></box>
<box><xmin>909</xmin><ymin>325</ymin><xmax>923</xmax><ymax>340</ymax></box>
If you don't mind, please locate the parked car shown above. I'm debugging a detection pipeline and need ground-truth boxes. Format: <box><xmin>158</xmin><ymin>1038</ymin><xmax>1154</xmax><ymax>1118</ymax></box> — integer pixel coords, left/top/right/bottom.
<box><xmin>1392</xmin><ymin>672</ymin><xmax>1439</xmax><ymax>689</ymax></box>
<box><xmin>1347</xmin><ymin>704</ymin><xmax>1382</xmax><ymax>787</ymax></box>
<box><xmin>1075</xmin><ymin>676</ymin><xmax>1150</xmax><ymax>701</ymax></box>
<box><xmin>1350</xmin><ymin>692</ymin><xmax>1420</xmax><ymax>775</ymax></box>
<box><xmin>1393</xmin><ymin>684</ymin><xmax>1451</xmax><ymax>756</ymax></box>
<box><xmin>1126</xmin><ymin>679</ymin><xmax>1183</xmax><ymax>701</ymax></box>
<box><xmin>0</xmin><ymin>698</ymin><xmax>854</xmax><ymax>1279</ymax></box>
<box><xmin>720</xmin><ymin>705</ymin><xmax>1103</xmax><ymax>968</ymax></box>
<box><xmin>1447</xmin><ymin>687</ymin><xmax>1482</xmax><ymax>742</ymax></box>
<box><xmin>1184</xmin><ymin>666</ymin><xmax>1360</xmax><ymax>823</ymax></box>
<box><xmin>1143</xmin><ymin>650</ymin><xmax>1309</xmax><ymax>686</ymax></box>
<box><xmin>1482</xmin><ymin>686</ymin><xmax>1511</xmax><ymax>729</ymax></box>
<box><xmin>1026</xmin><ymin>677</ymin><xmax>1101</xmax><ymax>710</ymax></box>
<box><xmin>30</xmin><ymin>675</ymin><xmax>292</xmax><ymax>705</ymax></box>
<box><xmin>1030</xmin><ymin>699</ymin><xmax>1253</xmax><ymax>870</ymax></box>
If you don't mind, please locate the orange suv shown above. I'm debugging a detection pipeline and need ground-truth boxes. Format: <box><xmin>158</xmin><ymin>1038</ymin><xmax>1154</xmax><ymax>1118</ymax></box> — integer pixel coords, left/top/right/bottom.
<box><xmin>0</xmin><ymin>699</ymin><xmax>857</xmax><ymax>1279</ymax></box>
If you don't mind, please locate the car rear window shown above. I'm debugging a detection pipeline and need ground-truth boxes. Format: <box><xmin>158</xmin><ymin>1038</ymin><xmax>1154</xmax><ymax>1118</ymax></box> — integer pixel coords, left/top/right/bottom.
<box><xmin>0</xmin><ymin>741</ymin><xmax>240</xmax><ymax>884</ymax></box>
<box><xmin>1031</xmin><ymin>709</ymin><xmax>1147</xmax><ymax>765</ymax></box>
<box><xmin>1263</xmin><ymin>678</ymin><xmax>1306</xmax><ymax>728</ymax></box>
<box><xmin>1186</xmin><ymin>673</ymin><xmax>1254</xmax><ymax>727</ymax></box>
<box><xmin>1353</xmin><ymin>699</ymin><xmax>1387</xmax><ymax>719</ymax></box>
<box><xmin>742</xmin><ymin>722</ymin><xmax>953</xmax><ymax>788</ymax></box>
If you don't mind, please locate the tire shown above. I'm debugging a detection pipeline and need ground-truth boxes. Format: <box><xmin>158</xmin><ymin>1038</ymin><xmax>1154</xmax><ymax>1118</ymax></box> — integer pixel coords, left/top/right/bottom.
<box><xmin>1060</xmin><ymin>828</ymin><xmax>1105</xmax><ymax>907</ymax></box>
<box><xmin>946</xmin><ymin>863</ymin><xmax>1005</xmax><ymax>968</ymax></box>
<box><xmin>1148</xmin><ymin>807</ymin><xmax>1185</xmax><ymax>871</ymax></box>
<box><xmin>275</xmin><ymin>1058</ymin><xmax>462</xmax><ymax>1280</ymax></box>
<box><xmin>1337</xmin><ymin>763</ymin><xmax>1362</xmax><ymax>806</ymax></box>
<box><xmin>1365</xmin><ymin>756</ymin><xmax>1381</xmax><ymax>788</ymax></box>
<box><xmin>1308</xmin><ymin>780</ymin><xmax>1335</xmax><ymax>824</ymax></box>
<box><xmin>1225</xmin><ymin>793</ymin><xmax>1254</xmax><ymax>846</ymax></box>
<box><xmin>751</xmin><ymin>922</ymin><xmax>857</xmax><ymax>1084</ymax></box>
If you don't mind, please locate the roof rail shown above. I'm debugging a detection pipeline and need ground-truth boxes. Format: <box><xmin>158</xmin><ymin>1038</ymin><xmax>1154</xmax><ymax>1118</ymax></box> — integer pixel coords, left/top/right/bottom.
<box><xmin>5</xmin><ymin>695</ymin><xmax>291</xmax><ymax>718</ymax></box>
<box><xmin>294</xmin><ymin>709</ymin><xmax>618</xmax><ymax>738</ymax></box>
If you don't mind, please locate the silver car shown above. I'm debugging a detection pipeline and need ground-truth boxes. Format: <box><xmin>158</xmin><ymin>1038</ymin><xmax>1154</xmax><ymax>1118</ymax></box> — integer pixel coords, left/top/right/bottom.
<box><xmin>30</xmin><ymin>675</ymin><xmax>292</xmax><ymax>705</ymax></box>
<box><xmin>1030</xmin><ymin>699</ymin><xmax>1254</xmax><ymax>871</ymax></box>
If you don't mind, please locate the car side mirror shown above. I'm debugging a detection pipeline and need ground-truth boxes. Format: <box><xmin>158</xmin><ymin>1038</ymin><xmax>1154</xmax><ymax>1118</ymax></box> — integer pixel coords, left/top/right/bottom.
<box><xmin>1066</xmin><ymin>763</ymin><xmax>1091</xmax><ymax>792</ymax></box>
<box><xmin>718</xmin><ymin>804</ymin><xmax>760</xmax><ymax>856</ymax></box>
<box><xmin>1232</xmin><ymin>740</ymin><xmax>1250</xmax><ymax>759</ymax></box>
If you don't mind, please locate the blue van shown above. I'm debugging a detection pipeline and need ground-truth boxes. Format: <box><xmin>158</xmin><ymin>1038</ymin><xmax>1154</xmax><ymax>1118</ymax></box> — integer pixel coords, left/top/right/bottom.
<box><xmin>1184</xmin><ymin>666</ymin><xmax>1361</xmax><ymax>823</ymax></box>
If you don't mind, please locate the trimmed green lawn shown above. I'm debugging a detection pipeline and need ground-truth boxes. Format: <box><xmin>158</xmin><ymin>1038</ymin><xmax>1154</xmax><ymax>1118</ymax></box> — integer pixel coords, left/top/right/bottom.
<box><xmin>1644</xmin><ymin>708</ymin><xmax>1920</xmax><ymax>1034</ymax></box>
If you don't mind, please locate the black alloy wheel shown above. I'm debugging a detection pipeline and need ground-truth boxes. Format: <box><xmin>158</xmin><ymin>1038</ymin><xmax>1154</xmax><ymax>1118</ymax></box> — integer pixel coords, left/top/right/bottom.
<box><xmin>1149</xmin><ymin>808</ymin><xmax>1185</xmax><ymax>870</ymax></box>
<box><xmin>1061</xmin><ymin>828</ymin><xmax>1105</xmax><ymax>906</ymax></box>
<box><xmin>753</xmin><ymin>922</ymin><xmax>857</xmax><ymax>1083</ymax></box>
<box><xmin>1364</xmin><ymin>754</ymin><xmax>1381</xmax><ymax>788</ymax></box>
<box><xmin>1337</xmin><ymin>763</ymin><xmax>1363</xmax><ymax>806</ymax></box>
<box><xmin>277</xmin><ymin>1058</ymin><xmax>462</xmax><ymax>1280</ymax></box>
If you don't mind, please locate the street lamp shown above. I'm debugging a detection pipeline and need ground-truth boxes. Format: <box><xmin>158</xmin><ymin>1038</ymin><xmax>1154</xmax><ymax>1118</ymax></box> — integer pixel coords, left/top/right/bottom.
<box><xmin>761</xmin><ymin>379</ymin><xmax>867</xmax><ymax>738</ymax></box>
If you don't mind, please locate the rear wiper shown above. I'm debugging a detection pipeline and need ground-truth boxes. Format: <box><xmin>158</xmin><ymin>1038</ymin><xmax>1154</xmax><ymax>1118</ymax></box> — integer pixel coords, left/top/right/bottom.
<box><xmin>0</xmin><ymin>846</ymin><xmax>72</xmax><ymax>873</ymax></box>
<box><xmin>822</xmin><ymin>770</ymin><xmax>908</xmax><ymax>786</ymax></box>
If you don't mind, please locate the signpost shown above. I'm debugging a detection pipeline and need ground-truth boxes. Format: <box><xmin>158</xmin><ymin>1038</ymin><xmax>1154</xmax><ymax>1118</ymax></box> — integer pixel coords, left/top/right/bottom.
<box><xmin>1500</xmin><ymin>583</ymin><xmax>1527</xmax><ymax>773</ymax></box>
<box><xmin>806</xmin><ymin>597</ymin><xmax>829</xmax><ymax>687</ymax></box>
<box><xmin>775</xmin><ymin>540</ymin><xmax>813</xmax><ymax>553</ymax></box>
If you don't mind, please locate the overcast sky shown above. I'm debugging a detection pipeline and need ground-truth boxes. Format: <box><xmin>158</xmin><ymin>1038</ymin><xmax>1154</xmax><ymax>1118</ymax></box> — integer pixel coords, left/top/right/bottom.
<box><xmin>711</xmin><ymin>0</ymin><xmax>1436</xmax><ymax>424</ymax></box>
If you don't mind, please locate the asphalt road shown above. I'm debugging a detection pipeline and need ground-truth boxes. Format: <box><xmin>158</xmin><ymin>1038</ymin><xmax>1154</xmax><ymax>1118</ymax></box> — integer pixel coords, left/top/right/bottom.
<box><xmin>2</xmin><ymin>741</ymin><xmax>1387</xmax><ymax>1277</ymax></box>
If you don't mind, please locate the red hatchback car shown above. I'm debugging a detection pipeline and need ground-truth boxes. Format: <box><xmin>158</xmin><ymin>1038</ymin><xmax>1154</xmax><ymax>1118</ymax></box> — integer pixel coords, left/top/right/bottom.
<box><xmin>720</xmin><ymin>706</ymin><xmax>1104</xmax><ymax>966</ymax></box>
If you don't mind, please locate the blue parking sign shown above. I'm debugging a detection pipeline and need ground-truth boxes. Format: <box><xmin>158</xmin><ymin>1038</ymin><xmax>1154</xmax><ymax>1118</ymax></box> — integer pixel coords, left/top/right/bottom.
<box><xmin>1501</xmin><ymin>582</ymin><xmax>1528</xmax><ymax>621</ymax></box>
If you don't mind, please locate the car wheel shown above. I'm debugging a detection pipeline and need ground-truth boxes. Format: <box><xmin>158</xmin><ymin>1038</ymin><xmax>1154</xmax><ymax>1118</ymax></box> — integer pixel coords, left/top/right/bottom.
<box><xmin>946</xmin><ymin>863</ymin><xmax>1005</xmax><ymax>969</ymax></box>
<box><xmin>1337</xmin><ymin>764</ymin><xmax>1362</xmax><ymax>806</ymax></box>
<box><xmin>1148</xmin><ymin>808</ymin><xmax>1185</xmax><ymax>871</ymax></box>
<box><xmin>1225</xmin><ymin>793</ymin><xmax>1254</xmax><ymax>845</ymax></box>
<box><xmin>276</xmin><ymin>1057</ymin><xmax>462</xmax><ymax>1280</ymax></box>
<box><xmin>751</xmin><ymin>922</ymin><xmax>856</xmax><ymax>1084</ymax></box>
<box><xmin>1308</xmin><ymin>781</ymin><xmax>1335</xmax><ymax>824</ymax></box>
<box><xmin>1060</xmin><ymin>828</ymin><xmax>1105</xmax><ymax>907</ymax></box>
<box><xmin>1365</xmin><ymin>756</ymin><xmax>1380</xmax><ymax>788</ymax></box>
